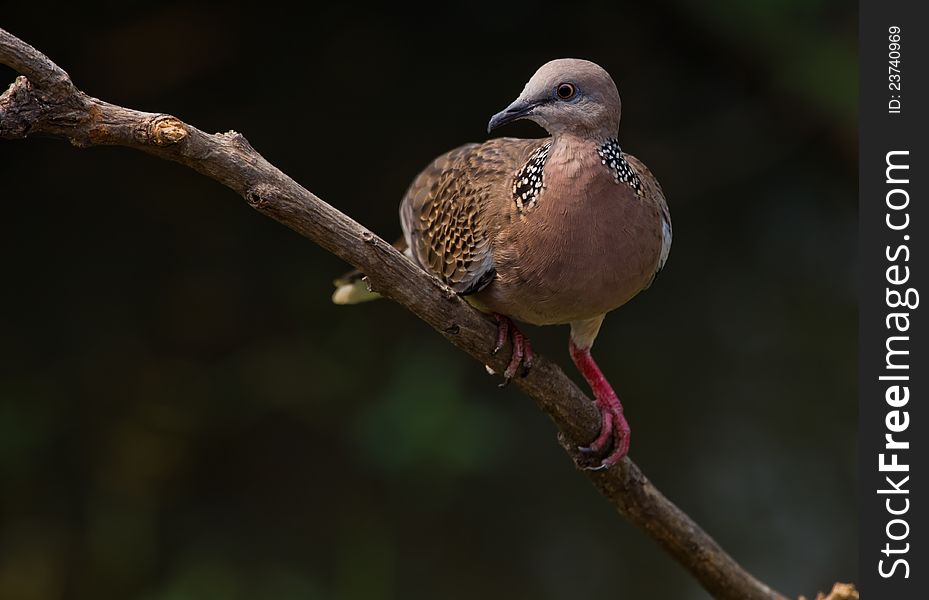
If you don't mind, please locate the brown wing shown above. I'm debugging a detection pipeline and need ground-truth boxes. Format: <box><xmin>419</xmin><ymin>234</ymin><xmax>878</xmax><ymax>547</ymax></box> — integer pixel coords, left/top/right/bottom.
<box><xmin>400</xmin><ymin>138</ymin><xmax>546</xmax><ymax>294</ymax></box>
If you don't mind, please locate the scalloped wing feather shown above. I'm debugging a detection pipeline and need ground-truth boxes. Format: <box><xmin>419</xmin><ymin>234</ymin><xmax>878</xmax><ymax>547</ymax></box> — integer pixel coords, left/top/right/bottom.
<box><xmin>400</xmin><ymin>138</ymin><xmax>546</xmax><ymax>294</ymax></box>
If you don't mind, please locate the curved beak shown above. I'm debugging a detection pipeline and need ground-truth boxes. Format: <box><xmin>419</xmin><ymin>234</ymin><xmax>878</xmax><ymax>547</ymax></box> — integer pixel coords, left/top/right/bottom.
<box><xmin>487</xmin><ymin>99</ymin><xmax>542</xmax><ymax>133</ymax></box>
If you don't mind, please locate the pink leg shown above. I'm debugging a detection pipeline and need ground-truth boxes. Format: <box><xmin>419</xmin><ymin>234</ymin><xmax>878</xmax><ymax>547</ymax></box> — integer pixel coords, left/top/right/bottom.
<box><xmin>491</xmin><ymin>314</ymin><xmax>534</xmax><ymax>384</ymax></box>
<box><xmin>569</xmin><ymin>339</ymin><xmax>631</xmax><ymax>470</ymax></box>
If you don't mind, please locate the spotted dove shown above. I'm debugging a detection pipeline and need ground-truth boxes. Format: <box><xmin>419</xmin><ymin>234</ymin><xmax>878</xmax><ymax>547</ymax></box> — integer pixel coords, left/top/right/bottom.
<box><xmin>334</xmin><ymin>59</ymin><xmax>671</xmax><ymax>469</ymax></box>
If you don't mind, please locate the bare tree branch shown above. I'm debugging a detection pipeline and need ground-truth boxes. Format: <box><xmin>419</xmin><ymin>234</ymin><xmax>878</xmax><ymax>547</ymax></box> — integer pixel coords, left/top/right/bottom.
<box><xmin>1</xmin><ymin>27</ymin><xmax>846</xmax><ymax>600</ymax></box>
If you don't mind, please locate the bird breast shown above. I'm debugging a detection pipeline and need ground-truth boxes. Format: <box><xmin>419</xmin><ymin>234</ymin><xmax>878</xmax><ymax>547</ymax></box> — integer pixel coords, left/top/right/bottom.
<box><xmin>478</xmin><ymin>143</ymin><xmax>664</xmax><ymax>326</ymax></box>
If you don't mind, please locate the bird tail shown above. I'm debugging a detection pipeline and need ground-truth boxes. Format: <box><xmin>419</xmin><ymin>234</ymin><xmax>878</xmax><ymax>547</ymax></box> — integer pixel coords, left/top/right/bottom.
<box><xmin>331</xmin><ymin>268</ymin><xmax>381</xmax><ymax>304</ymax></box>
<box><xmin>331</xmin><ymin>236</ymin><xmax>409</xmax><ymax>305</ymax></box>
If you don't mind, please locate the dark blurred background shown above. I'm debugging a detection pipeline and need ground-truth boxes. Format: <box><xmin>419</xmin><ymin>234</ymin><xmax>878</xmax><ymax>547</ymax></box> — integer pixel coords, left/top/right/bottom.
<box><xmin>0</xmin><ymin>2</ymin><xmax>856</xmax><ymax>599</ymax></box>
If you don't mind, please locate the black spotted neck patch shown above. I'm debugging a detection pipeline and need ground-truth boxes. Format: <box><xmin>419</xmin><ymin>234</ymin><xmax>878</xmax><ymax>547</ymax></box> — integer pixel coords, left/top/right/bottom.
<box><xmin>512</xmin><ymin>141</ymin><xmax>552</xmax><ymax>213</ymax></box>
<box><xmin>598</xmin><ymin>138</ymin><xmax>642</xmax><ymax>194</ymax></box>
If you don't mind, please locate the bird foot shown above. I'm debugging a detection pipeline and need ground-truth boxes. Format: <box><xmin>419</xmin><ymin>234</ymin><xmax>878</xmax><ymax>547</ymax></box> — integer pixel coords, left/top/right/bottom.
<box><xmin>577</xmin><ymin>405</ymin><xmax>630</xmax><ymax>470</ymax></box>
<box><xmin>569</xmin><ymin>340</ymin><xmax>631</xmax><ymax>470</ymax></box>
<box><xmin>491</xmin><ymin>313</ymin><xmax>534</xmax><ymax>385</ymax></box>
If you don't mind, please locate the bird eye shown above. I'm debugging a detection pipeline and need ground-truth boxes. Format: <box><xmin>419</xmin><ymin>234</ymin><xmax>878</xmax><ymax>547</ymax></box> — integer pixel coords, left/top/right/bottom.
<box><xmin>556</xmin><ymin>83</ymin><xmax>576</xmax><ymax>100</ymax></box>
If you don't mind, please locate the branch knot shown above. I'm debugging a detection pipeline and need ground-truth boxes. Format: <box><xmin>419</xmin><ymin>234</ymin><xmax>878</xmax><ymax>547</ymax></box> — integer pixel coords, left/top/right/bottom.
<box><xmin>145</xmin><ymin>115</ymin><xmax>187</xmax><ymax>146</ymax></box>
<box><xmin>245</xmin><ymin>183</ymin><xmax>276</xmax><ymax>208</ymax></box>
<box><xmin>222</xmin><ymin>129</ymin><xmax>254</xmax><ymax>152</ymax></box>
<box><xmin>0</xmin><ymin>76</ymin><xmax>39</xmax><ymax>138</ymax></box>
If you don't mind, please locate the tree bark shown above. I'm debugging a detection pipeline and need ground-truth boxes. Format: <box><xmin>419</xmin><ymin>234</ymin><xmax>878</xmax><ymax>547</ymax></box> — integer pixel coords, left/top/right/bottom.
<box><xmin>0</xmin><ymin>27</ymin><xmax>851</xmax><ymax>600</ymax></box>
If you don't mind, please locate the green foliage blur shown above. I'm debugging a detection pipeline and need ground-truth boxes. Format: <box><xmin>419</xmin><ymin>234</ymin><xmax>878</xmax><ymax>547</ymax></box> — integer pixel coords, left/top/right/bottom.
<box><xmin>1</xmin><ymin>1</ymin><xmax>856</xmax><ymax>598</ymax></box>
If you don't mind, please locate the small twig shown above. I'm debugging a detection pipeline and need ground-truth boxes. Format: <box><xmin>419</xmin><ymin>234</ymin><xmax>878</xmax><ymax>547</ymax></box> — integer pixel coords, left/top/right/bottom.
<box><xmin>799</xmin><ymin>582</ymin><xmax>859</xmax><ymax>600</ymax></box>
<box><xmin>1</xmin><ymin>27</ymin><xmax>845</xmax><ymax>600</ymax></box>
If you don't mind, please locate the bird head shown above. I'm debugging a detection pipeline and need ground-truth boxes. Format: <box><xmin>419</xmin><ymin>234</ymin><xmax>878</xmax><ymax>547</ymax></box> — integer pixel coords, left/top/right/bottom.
<box><xmin>487</xmin><ymin>59</ymin><xmax>622</xmax><ymax>139</ymax></box>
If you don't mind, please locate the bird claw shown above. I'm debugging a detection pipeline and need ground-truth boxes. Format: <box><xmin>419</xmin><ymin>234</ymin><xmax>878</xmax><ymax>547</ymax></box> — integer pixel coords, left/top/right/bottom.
<box><xmin>492</xmin><ymin>314</ymin><xmax>509</xmax><ymax>356</ymax></box>
<box><xmin>577</xmin><ymin>409</ymin><xmax>630</xmax><ymax>470</ymax></box>
<box><xmin>520</xmin><ymin>350</ymin><xmax>535</xmax><ymax>376</ymax></box>
<box><xmin>492</xmin><ymin>314</ymin><xmax>534</xmax><ymax>385</ymax></box>
<box><xmin>582</xmin><ymin>462</ymin><xmax>610</xmax><ymax>472</ymax></box>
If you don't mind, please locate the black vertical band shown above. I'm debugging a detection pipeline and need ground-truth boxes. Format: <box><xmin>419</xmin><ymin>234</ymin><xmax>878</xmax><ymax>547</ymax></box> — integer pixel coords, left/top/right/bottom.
<box><xmin>860</xmin><ymin>1</ymin><xmax>928</xmax><ymax>596</ymax></box>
